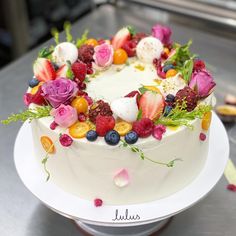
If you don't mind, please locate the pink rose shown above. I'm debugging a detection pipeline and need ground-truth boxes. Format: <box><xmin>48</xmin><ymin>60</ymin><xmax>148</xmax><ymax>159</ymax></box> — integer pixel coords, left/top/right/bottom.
<box><xmin>50</xmin><ymin>104</ymin><xmax>77</xmax><ymax>128</ymax></box>
<box><xmin>93</xmin><ymin>43</ymin><xmax>113</xmax><ymax>68</ymax></box>
<box><xmin>189</xmin><ymin>70</ymin><xmax>216</xmax><ymax>98</ymax></box>
<box><xmin>151</xmin><ymin>24</ymin><xmax>172</xmax><ymax>45</ymax></box>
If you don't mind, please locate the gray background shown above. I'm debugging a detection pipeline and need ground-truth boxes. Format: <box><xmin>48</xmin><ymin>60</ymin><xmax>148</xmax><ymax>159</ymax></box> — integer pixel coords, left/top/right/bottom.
<box><xmin>0</xmin><ymin>3</ymin><xmax>236</xmax><ymax>236</ymax></box>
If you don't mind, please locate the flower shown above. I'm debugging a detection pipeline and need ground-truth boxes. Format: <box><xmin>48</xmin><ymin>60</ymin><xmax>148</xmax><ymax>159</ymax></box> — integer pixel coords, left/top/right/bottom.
<box><xmin>41</xmin><ymin>77</ymin><xmax>78</xmax><ymax>108</ymax></box>
<box><xmin>151</xmin><ymin>24</ymin><xmax>172</xmax><ymax>45</ymax></box>
<box><xmin>50</xmin><ymin>104</ymin><xmax>78</xmax><ymax>128</ymax></box>
<box><xmin>113</xmin><ymin>169</ymin><xmax>130</xmax><ymax>187</ymax></box>
<box><xmin>189</xmin><ymin>70</ymin><xmax>216</xmax><ymax>98</ymax></box>
<box><xmin>59</xmin><ymin>134</ymin><xmax>73</xmax><ymax>147</ymax></box>
<box><xmin>152</xmin><ymin>124</ymin><xmax>166</xmax><ymax>140</ymax></box>
<box><xmin>93</xmin><ymin>43</ymin><xmax>113</xmax><ymax>68</ymax></box>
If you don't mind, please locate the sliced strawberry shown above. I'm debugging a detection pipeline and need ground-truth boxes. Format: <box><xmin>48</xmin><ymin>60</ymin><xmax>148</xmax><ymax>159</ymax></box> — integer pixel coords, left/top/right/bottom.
<box><xmin>112</xmin><ymin>27</ymin><xmax>131</xmax><ymax>50</ymax></box>
<box><xmin>56</xmin><ymin>64</ymin><xmax>68</xmax><ymax>78</ymax></box>
<box><xmin>33</xmin><ymin>58</ymin><xmax>56</xmax><ymax>82</ymax></box>
<box><xmin>139</xmin><ymin>91</ymin><xmax>164</xmax><ymax>120</ymax></box>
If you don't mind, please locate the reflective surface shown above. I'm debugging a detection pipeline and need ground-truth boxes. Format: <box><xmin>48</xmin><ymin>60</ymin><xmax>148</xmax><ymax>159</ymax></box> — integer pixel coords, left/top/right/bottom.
<box><xmin>0</xmin><ymin>3</ymin><xmax>236</xmax><ymax>236</ymax></box>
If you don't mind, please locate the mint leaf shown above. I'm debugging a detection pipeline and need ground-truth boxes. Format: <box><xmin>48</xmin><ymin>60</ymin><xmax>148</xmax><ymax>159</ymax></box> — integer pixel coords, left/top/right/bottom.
<box><xmin>66</xmin><ymin>61</ymin><xmax>74</xmax><ymax>80</ymax></box>
<box><xmin>137</xmin><ymin>109</ymin><xmax>142</xmax><ymax>120</ymax></box>
<box><xmin>127</xmin><ymin>25</ymin><xmax>136</xmax><ymax>36</ymax></box>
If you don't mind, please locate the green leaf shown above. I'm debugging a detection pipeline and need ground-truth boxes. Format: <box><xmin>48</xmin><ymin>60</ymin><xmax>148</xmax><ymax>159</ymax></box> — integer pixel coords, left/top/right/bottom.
<box><xmin>76</xmin><ymin>29</ymin><xmax>89</xmax><ymax>48</ymax></box>
<box><xmin>138</xmin><ymin>86</ymin><xmax>148</xmax><ymax>94</ymax></box>
<box><xmin>137</xmin><ymin>109</ymin><xmax>142</xmax><ymax>120</ymax></box>
<box><xmin>65</xmin><ymin>61</ymin><xmax>74</xmax><ymax>80</ymax></box>
<box><xmin>38</xmin><ymin>47</ymin><xmax>54</xmax><ymax>59</ymax></box>
<box><xmin>180</xmin><ymin>59</ymin><xmax>194</xmax><ymax>83</ymax></box>
<box><xmin>127</xmin><ymin>25</ymin><xmax>136</xmax><ymax>36</ymax></box>
<box><xmin>1</xmin><ymin>106</ymin><xmax>52</xmax><ymax>125</ymax></box>
<box><xmin>51</xmin><ymin>28</ymin><xmax>60</xmax><ymax>45</ymax></box>
<box><xmin>64</xmin><ymin>21</ymin><xmax>73</xmax><ymax>43</ymax></box>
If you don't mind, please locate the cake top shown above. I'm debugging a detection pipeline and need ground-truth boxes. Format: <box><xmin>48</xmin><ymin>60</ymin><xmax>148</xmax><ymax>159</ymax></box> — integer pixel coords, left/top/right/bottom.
<box><xmin>2</xmin><ymin>23</ymin><xmax>215</xmax><ymax>148</ymax></box>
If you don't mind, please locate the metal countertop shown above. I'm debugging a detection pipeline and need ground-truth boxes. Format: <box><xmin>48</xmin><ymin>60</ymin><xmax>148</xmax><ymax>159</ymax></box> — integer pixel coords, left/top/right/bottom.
<box><xmin>0</xmin><ymin>3</ymin><xmax>236</xmax><ymax>236</ymax></box>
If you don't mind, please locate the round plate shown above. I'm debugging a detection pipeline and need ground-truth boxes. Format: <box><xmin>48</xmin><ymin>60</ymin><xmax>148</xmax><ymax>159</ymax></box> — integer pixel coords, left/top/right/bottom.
<box><xmin>14</xmin><ymin>113</ymin><xmax>229</xmax><ymax>227</ymax></box>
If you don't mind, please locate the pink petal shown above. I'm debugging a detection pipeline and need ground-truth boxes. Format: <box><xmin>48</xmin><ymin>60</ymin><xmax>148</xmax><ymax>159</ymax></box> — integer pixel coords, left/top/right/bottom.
<box><xmin>113</xmin><ymin>169</ymin><xmax>130</xmax><ymax>187</ymax></box>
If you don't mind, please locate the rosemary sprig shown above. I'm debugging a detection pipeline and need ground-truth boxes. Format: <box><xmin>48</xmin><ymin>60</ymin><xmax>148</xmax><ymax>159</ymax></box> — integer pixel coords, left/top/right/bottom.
<box><xmin>51</xmin><ymin>28</ymin><xmax>60</xmax><ymax>45</ymax></box>
<box><xmin>120</xmin><ymin>140</ymin><xmax>181</xmax><ymax>167</ymax></box>
<box><xmin>76</xmin><ymin>29</ymin><xmax>89</xmax><ymax>48</ymax></box>
<box><xmin>1</xmin><ymin>106</ymin><xmax>52</xmax><ymax>125</ymax></box>
<box><xmin>156</xmin><ymin>104</ymin><xmax>212</xmax><ymax>128</ymax></box>
<box><xmin>64</xmin><ymin>21</ymin><xmax>73</xmax><ymax>43</ymax></box>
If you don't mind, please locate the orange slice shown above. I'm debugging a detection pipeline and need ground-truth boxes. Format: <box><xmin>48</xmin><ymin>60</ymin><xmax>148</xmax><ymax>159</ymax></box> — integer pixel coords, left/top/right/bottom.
<box><xmin>40</xmin><ymin>136</ymin><xmax>55</xmax><ymax>154</ymax></box>
<box><xmin>69</xmin><ymin>121</ymin><xmax>90</xmax><ymax>138</ymax></box>
<box><xmin>202</xmin><ymin>111</ymin><xmax>212</xmax><ymax>131</ymax></box>
<box><xmin>114</xmin><ymin>121</ymin><xmax>132</xmax><ymax>136</ymax></box>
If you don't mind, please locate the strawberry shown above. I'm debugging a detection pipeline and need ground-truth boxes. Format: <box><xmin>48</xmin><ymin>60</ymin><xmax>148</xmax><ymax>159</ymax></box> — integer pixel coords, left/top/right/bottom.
<box><xmin>56</xmin><ymin>64</ymin><xmax>68</xmax><ymax>78</ymax></box>
<box><xmin>96</xmin><ymin>115</ymin><xmax>115</xmax><ymax>136</ymax></box>
<box><xmin>33</xmin><ymin>58</ymin><xmax>56</xmax><ymax>82</ymax></box>
<box><xmin>112</xmin><ymin>27</ymin><xmax>131</xmax><ymax>50</ymax></box>
<box><xmin>139</xmin><ymin>91</ymin><xmax>164</xmax><ymax>120</ymax></box>
<box><xmin>71</xmin><ymin>62</ymin><xmax>87</xmax><ymax>82</ymax></box>
<box><xmin>125</xmin><ymin>90</ymin><xmax>140</xmax><ymax>104</ymax></box>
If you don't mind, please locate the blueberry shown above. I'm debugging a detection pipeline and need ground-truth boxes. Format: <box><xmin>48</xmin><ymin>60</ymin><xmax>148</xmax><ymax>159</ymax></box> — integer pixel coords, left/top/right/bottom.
<box><xmin>163</xmin><ymin>64</ymin><xmax>175</xmax><ymax>73</ymax></box>
<box><xmin>164</xmin><ymin>106</ymin><xmax>173</xmax><ymax>117</ymax></box>
<box><xmin>28</xmin><ymin>78</ymin><xmax>39</xmax><ymax>88</ymax></box>
<box><xmin>86</xmin><ymin>130</ymin><xmax>98</xmax><ymax>141</ymax></box>
<box><xmin>105</xmin><ymin>130</ymin><xmax>120</xmax><ymax>145</ymax></box>
<box><xmin>165</xmin><ymin>94</ymin><xmax>175</xmax><ymax>103</ymax></box>
<box><xmin>125</xmin><ymin>131</ymin><xmax>138</xmax><ymax>144</ymax></box>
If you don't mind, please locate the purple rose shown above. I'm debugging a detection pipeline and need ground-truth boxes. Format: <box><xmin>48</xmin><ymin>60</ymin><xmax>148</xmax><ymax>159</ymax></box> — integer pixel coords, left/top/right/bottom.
<box><xmin>189</xmin><ymin>70</ymin><xmax>216</xmax><ymax>98</ymax></box>
<box><xmin>151</xmin><ymin>24</ymin><xmax>172</xmax><ymax>45</ymax></box>
<box><xmin>41</xmin><ymin>77</ymin><xmax>78</xmax><ymax>108</ymax></box>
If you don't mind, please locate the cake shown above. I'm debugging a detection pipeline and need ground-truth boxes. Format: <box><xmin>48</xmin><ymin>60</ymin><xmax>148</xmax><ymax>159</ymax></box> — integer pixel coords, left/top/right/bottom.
<box><xmin>2</xmin><ymin>23</ymin><xmax>216</xmax><ymax>205</ymax></box>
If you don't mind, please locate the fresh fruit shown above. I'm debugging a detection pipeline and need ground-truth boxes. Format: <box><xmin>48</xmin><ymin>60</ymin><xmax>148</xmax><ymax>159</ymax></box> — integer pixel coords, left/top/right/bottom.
<box><xmin>166</xmin><ymin>69</ymin><xmax>177</xmax><ymax>78</ymax></box>
<box><xmin>132</xmin><ymin>32</ymin><xmax>147</xmax><ymax>43</ymax></box>
<box><xmin>132</xmin><ymin>118</ymin><xmax>154</xmax><ymax>138</ymax></box>
<box><xmin>104</xmin><ymin>130</ymin><xmax>120</xmax><ymax>145</ymax></box>
<box><xmin>122</xmin><ymin>40</ymin><xmax>137</xmax><ymax>57</ymax></box>
<box><xmin>125</xmin><ymin>131</ymin><xmax>138</xmax><ymax>144</ymax></box>
<box><xmin>163</xmin><ymin>64</ymin><xmax>174</xmax><ymax>73</ymax></box>
<box><xmin>202</xmin><ymin>111</ymin><xmax>212</xmax><ymax>131</ymax></box>
<box><xmin>112</xmin><ymin>27</ymin><xmax>131</xmax><ymax>50</ymax></box>
<box><xmin>86</xmin><ymin>120</ymin><xmax>96</xmax><ymax>130</ymax></box>
<box><xmin>89</xmin><ymin>100</ymin><xmax>113</xmax><ymax>123</ymax></box>
<box><xmin>143</xmin><ymin>86</ymin><xmax>161</xmax><ymax>93</ymax></box>
<box><xmin>139</xmin><ymin>91</ymin><xmax>165</xmax><ymax>120</ymax></box>
<box><xmin>71</xmin><ymin>62</ymin><xmax>87</xmax><ymax>82</ymax></box>
<box><xmin>165</xmin><ymin>94</ymin><xmax>175</xmax><ymax>103</ymax></box>
<box><xmin>175</xmin><ymin>86</ymin><xmax>198</xmax><ymax>112</ymax></box>
<box><xmin>163</xmin><ymin>106</ymin><xmax>172</xmax><ymax>117</ymax></box>
<box><xmin>56</xmin><ymin>64</ymin><xmax>68</xmax><ymax>78</ymax></box>
<box><xmin>96</xmin><ymin>115</ymin><xmax>115</xmax><ymax>136</ymax></box>
<box><xmin>199</xmin><ymin>132</ymin><xmax>206</xmax><ymax>141</ymax></box>
<box><xmin>85</xmin><ymin>38</ymin><xmax>99</xmax><ymax>47</ymax></box>
<box><xmin>33</xmin><ymin>58</ymin><xmax>56</xmax><ymax>82</ymax></box>
<box><xmin>29</xmin><ymin>78</ymin><xmax>39</xmax><ymax>88</ymax></box>
<box><xmin>71</xmin><ymin>97</ymin><xmax>88</xmax><ymax>114</ymax></box>
<box><xmin>27</xmin><ymin>86</ymin><xmax>47</xmax><ymax>105</ymax></box>
<box><xmin>114</xmin><ymin>121</ymin><xmax>132</xmax><ymax>136</ymax></box>
<box><xmin>69</xmin><ymin>121</ymin><xmax>90</xmax><ymax>138</ymax></box>
<box><xmin>30</xmin><ymin>82</ymin><xmax>44</xmax><ymax>95</ymax></box>
<box><xmin>78</xmin><ymin>113</ymin><xmax>87</xmax><ymax>122</ymax></box>
<box><xmin>163</xmin><ymin>47</ymin><xmax>170</xmax><ymax>55</ymax></box>
<box><xmin>40</xmin><ymin>136</ymin><xmax>55</xmax><ymax>153</ymax></box>
<box><xmin>113</xmin><ymin>49</ymin><xmax>128</xmax><ymax>64</ymax></box>
<box><xmin>78</xmin><ymin>44</ymin><xmax>94</xmax><ymax>63</ymax></box>
<box><xmin>86</xmin><ymin>130</ymin><xmax>98</xmax><ymax>141</ymax></box>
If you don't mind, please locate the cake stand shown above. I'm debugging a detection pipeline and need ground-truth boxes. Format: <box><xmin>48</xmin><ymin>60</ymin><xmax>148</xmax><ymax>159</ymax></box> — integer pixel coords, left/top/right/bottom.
<box><xmin>14</xmin><ymin>113</ymin><xmax>229</xmax><ymax>236</ymax></box>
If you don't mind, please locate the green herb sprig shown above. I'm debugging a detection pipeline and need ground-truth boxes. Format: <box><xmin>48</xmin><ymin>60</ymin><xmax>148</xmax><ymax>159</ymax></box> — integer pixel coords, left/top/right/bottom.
<box><xmin>64</xmin><ymin>21</ymin><xmax>73</xmax><ymax>43</ymax></box>
<box><xmin>51</xmin><ymin>28</ymin><xmax>60</xmax><ymax>45</ymax></box>
<box><xmin>120</xmin><ymin>140</ymin><xmax>182</xmax><ymax>167</ymax></box>
<box><xmin>76</xmin><ymin>29</ymin><xmax>89</xmax><ymax>48</ymax></box>
<box><xmin>38</xmin><ymin>47</ymin><xmax>54</xmax><ymax>59</ymax></box>
<box><xmin>1</xmin><ymin>106</ymin><xmax>52</xmax><ymax>125</ymax></box>
<box><xmin>127</xmin><ymin>25</ymin><xmax>136</xmax><ymax>36</ymax></box>
<box><xmin>156</xmin><ymin>104</ymin><xmax>212</xmax><ymax>128</ymax></box>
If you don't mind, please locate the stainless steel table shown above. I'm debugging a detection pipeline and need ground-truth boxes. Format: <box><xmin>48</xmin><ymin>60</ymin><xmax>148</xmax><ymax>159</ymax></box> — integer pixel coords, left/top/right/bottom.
<box><xmin>0</xmin><ymin>3</ymin><xmax>236</xmax><ymax>236</ymax></box>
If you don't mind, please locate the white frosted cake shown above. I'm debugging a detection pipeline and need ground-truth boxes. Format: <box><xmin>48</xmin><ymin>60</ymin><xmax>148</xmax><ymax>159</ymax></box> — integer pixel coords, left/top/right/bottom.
<box><xmin>3</xmin><ymin>24</ymin><xmax>216</xmax><ymax>206</ymax></box>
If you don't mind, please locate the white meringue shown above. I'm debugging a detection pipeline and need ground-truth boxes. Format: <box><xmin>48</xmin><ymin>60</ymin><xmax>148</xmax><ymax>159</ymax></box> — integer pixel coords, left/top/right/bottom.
<box><xmin>52</xmin><ymin>42</ymin><xmax>78</xmax><ymax>67</ymax></box>
<box><xmin>111</xmin><ymin>96</ymin><xmax>138</xmax><ymax>122</ymax></box>
<box><xmin>136</xmin><ymin>37</ymin><xmax>163</xmax><ymax>63</ymax></box>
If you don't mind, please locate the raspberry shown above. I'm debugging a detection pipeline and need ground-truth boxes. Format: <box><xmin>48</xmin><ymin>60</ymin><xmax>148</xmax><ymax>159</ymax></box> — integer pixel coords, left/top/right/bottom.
<box><xmin>132</xmin><ymin>118</ymin><xmax>154</xmax><ymax>138</ymax></box>
<box><xmin>132</xmin><ymin>32</ymin><xmax>147</xmax><ymax>43</ymax></box>
<box><xmin>193</xmin><ymin>59</ymin><xmax>205</xmax><ymax>71</ymax></box>
<box><xmin>71</xmin><ymin>62</ymin><xmax>87</xmax><ymax>82</ymax></box>
<box><xmin>78</xmin><ymin>113</ymin><xmax>87</xmax><ymax>122</ymax></box>
<box><xmin>122</xmin><ymin>40</ymin><xmax>137</xmax><ymax>57</ymax></box>
<box><xmin>175</xmin><ymin>86</ymin><xmax>198</xmax><ymax>112</ymax></box>
<box><xmin>96</xmin><ymin>115</ymin><xmax>115</xmax><ymax>136</ymax></box>
<box><xmin>78</xmin><ymin>45</ymin><xmax>94</xmax><ymax>63</ymax></box>
<box><xmin>89</xmin><ymin>100</ymin><xmax>113</xmax><ymax>123</ymax></box>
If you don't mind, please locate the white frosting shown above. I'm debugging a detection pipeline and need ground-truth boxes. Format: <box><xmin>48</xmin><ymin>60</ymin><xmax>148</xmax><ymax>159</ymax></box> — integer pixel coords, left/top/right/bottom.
<box><xmin>30</xmin><ymin>60</ymin><xmax>210</xmax><ymax>205</ymax></box>
<box><xmin>52</xmin><ymin>42</ymin><xmax>78</xmax><ymax>67</ymax></box>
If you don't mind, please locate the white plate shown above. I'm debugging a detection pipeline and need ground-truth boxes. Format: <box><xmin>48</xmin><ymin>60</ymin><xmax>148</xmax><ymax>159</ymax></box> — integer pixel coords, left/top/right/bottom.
<box><xmin>14</xmin><ymin>113</ymin><xmax>229</xmax><ymax>227</ymax></box>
